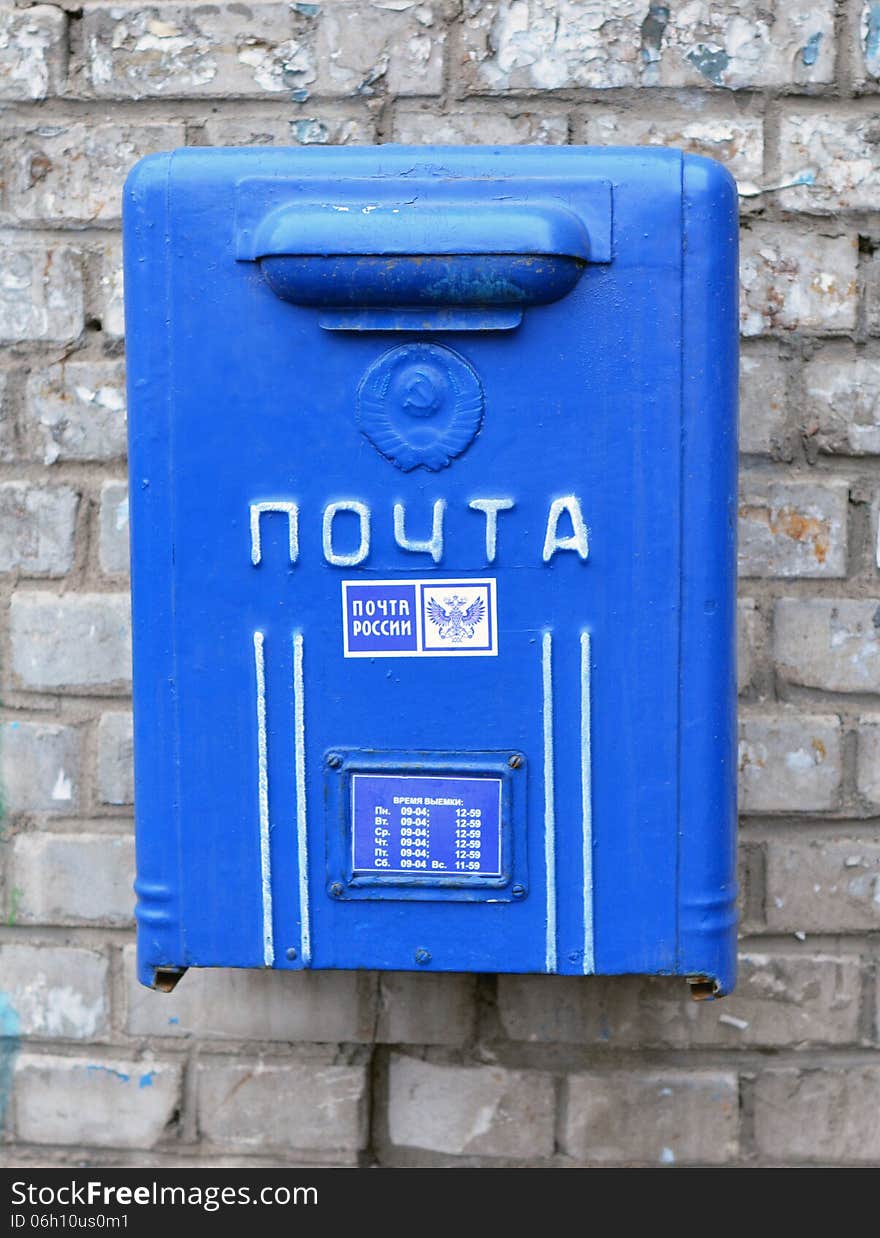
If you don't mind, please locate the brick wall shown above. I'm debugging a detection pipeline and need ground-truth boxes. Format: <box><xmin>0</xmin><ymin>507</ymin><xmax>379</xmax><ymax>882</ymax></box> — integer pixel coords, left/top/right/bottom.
<box><xmin>0</xmin><ymin>0</ymin><xmax>878</xmax><ymax>1168</ymax></box>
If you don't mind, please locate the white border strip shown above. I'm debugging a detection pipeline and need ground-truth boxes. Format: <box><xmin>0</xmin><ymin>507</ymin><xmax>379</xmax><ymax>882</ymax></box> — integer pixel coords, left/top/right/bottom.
<box><xmin>253</xmin><ymin>630</ymin><xmax>274</xmax><ymax>967</ymax></box>
<box><xmin>581</xmin><ymin>631</ymin><xmax>595</xmax><ymax>975</ymax></box>
<box><xmin>542</xmin><ymin>630</ymin><xmax>557</xmax><ymax>973</ymax></box>
<box><xmin>293</xmin><ymin>631</ymin><xmax>311</xmax><ymax>965</ymax></box>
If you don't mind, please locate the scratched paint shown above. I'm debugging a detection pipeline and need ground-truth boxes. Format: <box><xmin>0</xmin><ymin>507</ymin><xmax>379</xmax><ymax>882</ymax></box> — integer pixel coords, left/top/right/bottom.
<box><xmin>865</xmin><ymin>4</ymin><xmax>880</xmax><ymax>77</ymax></box>
<box><xmin>801</xmin><ymin>32</ymin><xmax>822</xmax><ymax>67</ymax></box>
<box><xmin>6</xmin><ymin>887</ymin><xmax>22</xmax><ymax>927</ymax></box>
<box><xmin>0</xmin><ymin>995</ymin><xmax>21</xmax><ymax>1131</ymax></box>
<box><xmin>686</xmin><ymin>44</ymin><xmax>730</xmax><ymax>87</ymax></box>
<box><xmin>86</xmin><ymin>1064</ymin><xmax>130</xmax><ymax>1083</ymax></box>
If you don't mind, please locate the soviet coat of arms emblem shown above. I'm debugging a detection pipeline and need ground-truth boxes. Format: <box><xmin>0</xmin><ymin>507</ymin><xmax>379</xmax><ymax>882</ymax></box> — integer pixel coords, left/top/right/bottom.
<box><xmin>356</xmin><ymin>342</ymin><xmax>484</xmax><ymax>471</ymax></box>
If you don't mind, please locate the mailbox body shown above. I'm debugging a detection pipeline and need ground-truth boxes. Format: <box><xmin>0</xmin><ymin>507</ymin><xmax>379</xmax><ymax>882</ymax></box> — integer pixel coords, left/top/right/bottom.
<box><xmin>124</xmin><ymin>146</ymin><xmax>738</xmax><ymax>995</ymax></box>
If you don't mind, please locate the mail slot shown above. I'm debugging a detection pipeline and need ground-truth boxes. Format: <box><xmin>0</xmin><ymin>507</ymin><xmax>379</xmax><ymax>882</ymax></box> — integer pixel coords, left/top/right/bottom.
<box><xmin>124</xmin><ymin>146</ymin><xmax>738</xmax><ymax>998</ymax></box>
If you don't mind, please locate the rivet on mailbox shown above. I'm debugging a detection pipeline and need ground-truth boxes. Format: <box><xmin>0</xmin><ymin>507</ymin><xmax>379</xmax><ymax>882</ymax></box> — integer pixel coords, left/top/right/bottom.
<box><xmin>124</xmin><ymin>147</ymin><xmax>738</xmax><ymax>999</ymax></box>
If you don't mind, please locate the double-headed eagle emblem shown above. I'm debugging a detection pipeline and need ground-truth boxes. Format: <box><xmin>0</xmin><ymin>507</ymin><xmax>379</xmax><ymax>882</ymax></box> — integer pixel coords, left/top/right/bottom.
<box><xmin>426</xmin><ymin>594</ymin><xmax>486</xmax><ymax>643</ymax></box>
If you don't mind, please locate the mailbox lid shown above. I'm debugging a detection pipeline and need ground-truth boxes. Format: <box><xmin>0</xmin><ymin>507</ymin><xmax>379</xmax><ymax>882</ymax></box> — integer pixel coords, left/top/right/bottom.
<box><xmin>124</xmin><ymin>146</ymin><xmax>737</xmax><ymax>994</ymax></box>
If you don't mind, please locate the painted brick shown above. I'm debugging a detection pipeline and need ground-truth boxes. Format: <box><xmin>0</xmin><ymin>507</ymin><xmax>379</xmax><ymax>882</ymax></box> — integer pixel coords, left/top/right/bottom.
<box><xmin>462</xmin><ymin>1</ymin><xmax>835</xmax><ymax>92</ymax></box>
<box><xmin>11</xmin><ymin>833</ymin><xmax>135</xmax><ymax>927</ymax></box>
<box><xmin>124</xmin><ymin>947</ymin><xmax>374</xmax><ymax>1042</ymax></box>
<box><xmin>856</xmin><ymin>715</ymin><xmax>880</xmax><ymax>807</ymax></box>
<box><xmin>0</xmin><ymin>944</ymin><xmax>108</xmax><ymax>1040</ymax></box>
<box><xmin>11</xmin><ymin>591</ymin><xmax>131</xmax><ymax>691</ymax></box>
<box><xmin>738</xmin><ymin>477</ymin><xmax>848</xmax><ymax>579</ymax></box>
<box><xmin>775</xmin><ymin>598</ymin><xmax>880</xmax><ymax>694</ymax></box>
<box><xmin>0</xmin><ymin>483</ymin><xmax>78</xmax><ymax>575</ymax></box>
<box><xmin>583</xmin><ymin>109</ymin><xmax>763</xmax><ymax>187</ymax></box>
<box><xmin>5</xmin><ymin>122</ymin><xmax>185</xmax><ymax>225</ymax></box>
<box><xmin>15</xmin><ymin>1054</ymin><xmax>180</xmax><ymax>1149</ymax></box>
<box><xmin>859</xmin><ymin>1</ymin><xmax>880</xmax><ymax>83</ymax></box>
<box><xmin>0</xmin><ymin>243</ymin><xmax>83</xmax><ymax>344</ymax></box>
<box><xmin>737</xmin><ymin>597</ymin><xmax>760</xmax><ymax>693</ymax></box>
<box><xmin>738</xmin><ymin>712</ymin><xmax>842</xmax><ymax>813</ymax></box>
<box><xmin>24</xmin><ymin>360</ymin><xmax>126</xmax><ymax>465</ymax></box>
<box><xmin>392</xmin><ymin>105</ymin><xmax>569</xmax><ymax>145</ymax></box>
<box><xmin>739</xmin><ymin>346</ymin><xmax>790</xmax><ymax>456</ymax></box>
<box><xmin>197</xmin><ymin>1057</ymin><xmax>368</xmax><ymax>1154</ymax></box>
<box><xmin>96</xmin><ymin>712</ymin><xmax>134</xmax><ymax>806</ymax></box>
<box><xmin>498</xmin><ymin>953</ymin><xmax>863</xmax><ymax>1049</ymax></box>
<box><xmin>739</xmin><ymin>225</ymin><xmax>858</xmax><ymax>336</ymax></box>
<box><xmin>765</xmin><ymin>838</ymin><xmax>880</xmax><ymax>932</ymax></box>
<box><xmin>0</xmin><ymin>720</ymin><xmax>83</xmax><ymax>815</ymax></box>
<box><xmin>201</xmin><ymin>113</ymin><xmax>374</xmax><ymax>147</ymax></box>
<box><xmin>388</xmin><ymin>1055</ymin><xmax>554</xmax><ymax>1158</ymax></box>
<box><xmin>83</xmin><ymin>2</ymin><xmax>450</xmax><ymax>99</ymax></box>
<box><xmin>802</xmin><ymin>351</ymin><xmax>880</xmax><ymax>456</ymax></box>
<box><xmin>778</xmin><ymin>109</ymin><xmax>880</xmax><ymax>213</ymax></box>
<box><xmin>98</xmin><ymin>481</ymin><xmax>129</xmax><ymax>576</ymax></box>
<box><xmin>754</xmin><ymin>1068</ymin><xmax>880</xmax><ymax>1162</ymax></box>
<box><xmin>0</xmin><ymin>5</ymin><xmax>67</xmax><ymax>102</ymax></box>
<box><xmin>562</xmin><ymin>1070</ymin><xmax>739</xmax><ymax>1166</ymax></box>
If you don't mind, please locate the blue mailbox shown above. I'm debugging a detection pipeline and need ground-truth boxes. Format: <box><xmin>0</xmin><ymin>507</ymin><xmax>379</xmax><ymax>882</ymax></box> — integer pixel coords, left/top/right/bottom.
<box><xmin>124</xmin><ymin>146</ymin><xmax>738</xmax><ymax>998</ymax></box>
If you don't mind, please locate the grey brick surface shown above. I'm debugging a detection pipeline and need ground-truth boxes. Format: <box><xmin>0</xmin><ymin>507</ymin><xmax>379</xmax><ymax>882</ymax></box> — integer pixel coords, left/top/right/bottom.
<box><xmin>375</xmin><ymin>973</ymin><xmax>476</xmax><ymax>1045</ymax></box>
<box><xmin>0</xmin><ymin>369</ymin><xmax>13</xmax><ymax>462</ymax></box>
<box><xmin>98</xmin><ymin>481</ymin><xmax>129</xmax><ymax>576</ymax></box>
<box><xmin>5</xmin><ymin>122</ymin><xmax>185</xmax><ymax>225</ymax></box>
<box><xmin>738</xmin><ymin>712</ymin><xmax>842</xmax><ymax>813</ymax></box>
<box><xmin>0</xmin><ymin>0</ymin><xmax>876</xmax><ymax>1171</ymax></box>
<box><xmin>0</xmin><ymin>243</ymin><xmax>83</xmax><ymax>344</ymax></box>
<box><xmin>754</xmin><ymin>1068</ymin><xmax>880</xmax><ymax>1162</ymax></box>
<box><xmin>125</xmin><ymin>948</ymin><xmax>374</xmax><ymax>1043</ymax></box>
<box><xmin>201</xmin><ymin>113</ymin><xmax>375</xmax><ymax>147</ymax></box>
<box><xmin>739</xmin><ymin>346</ymin><xmax>790</xmax><ymax>456</ymax></box>
<box><xmin>739</xmin><ymin>226</ymin><xmax>858</xmax><ymax>336</ymax></box>
<box><xmin>0</xmin><ymin>720</ymin><xmax>83</xmax><ymax>815</ymax></box>
<box><xmin>11</xmin><ymin>591</ymin><xmax>131</xmax><ymax>691</ymax></box>
<box><xmin>498</xmin><ymin>952</ymin><xmax>863</xmax><ymax>1049</ymax></box>
<box><xmin>11</xmin><ymin>833</ymin><xmax>135</xmax><ymax>927</ymax></box>
<box><xmin>856</xmin><ymin>715</ymin><xmax>880</xmax><ymax>807</ymax></box>
<box><xmin>0</xmin><ymin>482</ymin><xmax>78</xmax><ymax>575</ymax></box>
<box><xmin>802</xmin><ymin>350</ymin><xmax>880</xmax><ymax>456</ymax></box>
<box><xmin>388</xmin><ymin>1055</ymin><xmax>555</xmax><ymax>1159</ymax></box>
<box><xmin>0</xmin><ymin>5</ymin><xmax>67</xmax><ymax>102</ymax></box>
<box><xmin>582</xmin><ymin>108</ymin><xmax>763</xmax><ymax>188</ymax></box>
<box><xmin>738</xmin><ymin>477</ymin><xmax>848</xmax><ymax>578</ymax></box>
<box><xmin>461</xmin><ymin>1</ymin><xmax>835</xmax><ymax>92</ymax></box>
<box><xmin>98</xmin><ymin>238</ymin><xmax>125</xmax><ymax>339</ymax></box>
<box><xmin>778</xmin><ymin>108</ymin><xmax>880</xmax><ymax>214</ymax></box>
<box><xmin>197</xmin><ymin>1056</ymin><xmax>368</xmax><ymax>1155</ymax></box>
<box><xmin>83</xmin><ymin>2</ymin><xmax>450</xmax><ymax>99</ymax></box>
<box><xmin>562</xmin><ymin>1070</ymin><xmax>739</xmax><ymax>1166</ymax></box>
<box><xmin>737</xmin><ymin>597</ymin><xmax>760</xmax><ymax>692</ymax></box>
<box><xmin>765</xmin><ymin>837</ymin><xmax>880</xmax><ymax>933</ymax></box>
<box><xmin>96</xmin><ymin>712</ymin><xmax>134</xmax><ymax>805</ymax></box>
<box><xmin>25</xmin><ymin>361</ymin><xmax>126</xmax><ymax>465</ymax></box>
<box><xmin>393</xmin><ymin>104</ymin><xmax>569</xmax><ymax>145</ymax></box>
<box><xmin>0</xmin><ymin>944</ymin><xmax>108</xmax><ymax>1040</ymax></box>
<box><xmin>15</xmin><ymin>1054</ymin><xmax>180</xmax><ymax>1150</ymax></box>
<box><xmin>775</xmin><ymin>598</ymin><xmax>880</xmax><ymax>694</ymax></box>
